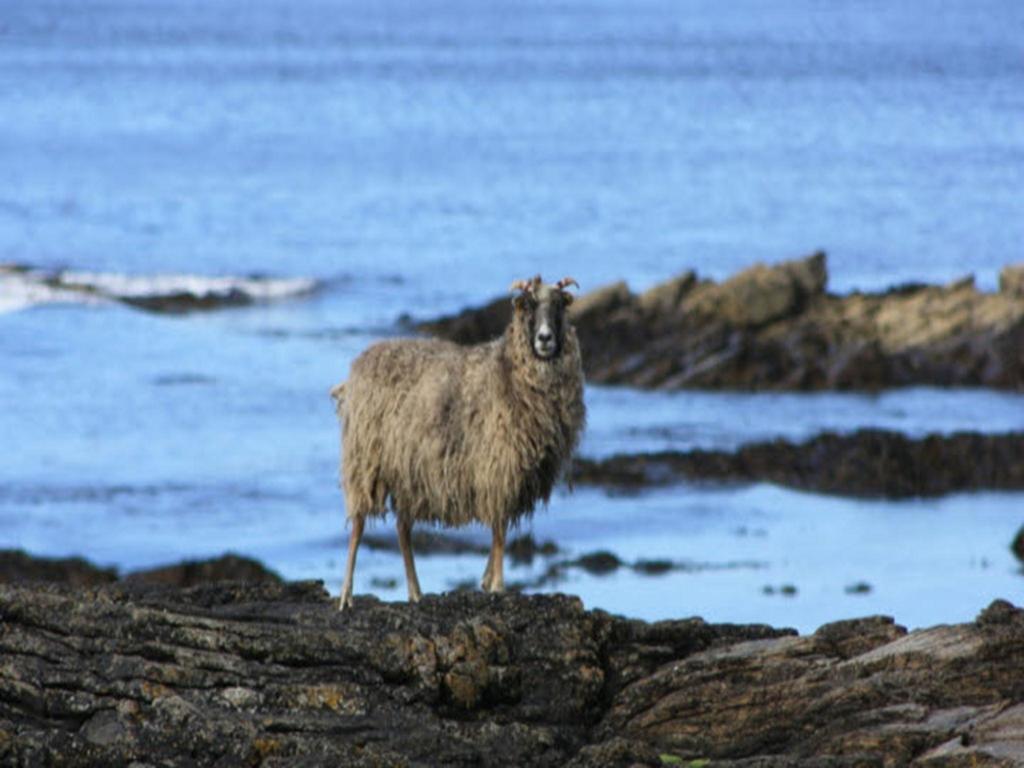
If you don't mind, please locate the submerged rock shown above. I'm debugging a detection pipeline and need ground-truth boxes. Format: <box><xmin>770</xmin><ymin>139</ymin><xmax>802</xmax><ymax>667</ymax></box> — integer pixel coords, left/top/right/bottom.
<box><xmin>419</xmin><ymin>254</ymin><xmax>1024</xmax><ymax>391</ymax></box>
<box><xmin>573</xmin><ymin>429</ymin><xmax>1024</xmax><ymax>498</ymax></box>
<box><xmin>0</xmin><ymin>581</ymin><xmax>1021</xmax><ymax>766</ymax></box>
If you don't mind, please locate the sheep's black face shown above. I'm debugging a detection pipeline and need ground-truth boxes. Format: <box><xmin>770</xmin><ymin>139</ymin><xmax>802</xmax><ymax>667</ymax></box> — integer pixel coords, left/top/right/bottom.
<box><xmin>517</xmin><ymin>287</ymin><xmax>569</xmax><ymax>361</ymax></box>
<box><xmin>531</xmin><ymin>296</ymin><xmax>563</xmax><ymax>359</ymax></box>
<box><xmin>511</xmin><ymin>276</ymin><xmax>578</xmax><ymax>362</ymax></box>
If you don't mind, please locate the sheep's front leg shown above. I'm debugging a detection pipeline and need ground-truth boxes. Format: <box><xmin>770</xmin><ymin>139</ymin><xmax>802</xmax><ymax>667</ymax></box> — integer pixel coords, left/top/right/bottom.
<box><xmin>483</xmin><ymin>521</ymin><xmax>507</xmax><ymax>593</ymax></box>
<box><xmin>339</xmin><ymin>515</ymin><xmax>365</xmax><ymax>611</ymax></box>
<box><xmin>397</xmin><ymin>517</ymin><xmax>423</xmax><ymax>603</ymax></box>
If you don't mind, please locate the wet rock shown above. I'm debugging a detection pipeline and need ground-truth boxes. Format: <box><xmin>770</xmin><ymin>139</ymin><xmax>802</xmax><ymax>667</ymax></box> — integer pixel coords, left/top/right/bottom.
<box><xmin>573</xmin><ymin>429</ymin><xmax>1024</xmax><ymax>498</ymax></box>
<box><xmin>419</xmin><ymin>253</ymin><xmax>1024</xmax><ymax>390</ymax></box>
<box><xmin>2</xmin><ymin>580</ymin><xmax>1019</xmax><ymax>766</ymax></box>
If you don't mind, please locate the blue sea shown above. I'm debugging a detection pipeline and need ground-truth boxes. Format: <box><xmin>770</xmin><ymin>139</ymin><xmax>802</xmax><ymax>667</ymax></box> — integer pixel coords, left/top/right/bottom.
<box><xmin>1</xmin><ymin>0</ymin><xmax>1022</xmax><ymax>632</ymax></box>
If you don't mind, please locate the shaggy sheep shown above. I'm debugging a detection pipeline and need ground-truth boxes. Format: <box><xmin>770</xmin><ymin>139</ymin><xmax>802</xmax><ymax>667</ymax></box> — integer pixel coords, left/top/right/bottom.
<box><xmin>331</xmin><ymin>275</ymin><xmax>586</xmax><ymax>609</ymax></box>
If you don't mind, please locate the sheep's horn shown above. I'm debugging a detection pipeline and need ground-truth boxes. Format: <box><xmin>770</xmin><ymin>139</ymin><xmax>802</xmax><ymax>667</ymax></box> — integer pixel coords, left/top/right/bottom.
<box><xmin>555</xmin><ymin>277</ymin><xmax>579</xmax><ymax>292</ymax></box>
<box><xmin>511</xmin><ymin>275</ymin><xmax>543</xmax><ymax>294</ymax></box>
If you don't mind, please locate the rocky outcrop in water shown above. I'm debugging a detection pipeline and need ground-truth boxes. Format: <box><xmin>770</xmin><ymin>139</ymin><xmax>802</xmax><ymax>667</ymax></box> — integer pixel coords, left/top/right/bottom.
<box><xmin>0</xmin><ymin>550</ymin><xmax>282</xmax><ymax>588</ymax></box>
<box><xmin>1</xmin><ymin>580</ymin><xmax>1022</xmax><ymax>766</ymax></box>
<box><xmin>574</xmin><ymin>429</ymin><xmax>1024</xmax><ymax>498</ymax></box>
<box><xmin>419</xmin><ymin>253</ymin><xmax>1024</xmax><ymax>390</ymax></box>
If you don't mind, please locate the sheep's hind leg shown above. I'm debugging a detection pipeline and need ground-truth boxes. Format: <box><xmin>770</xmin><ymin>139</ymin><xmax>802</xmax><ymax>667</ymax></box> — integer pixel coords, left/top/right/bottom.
<box><xmin>480</xmin><ymin>549</ymin><xmax>494</xmax><ymax>591</ymax></box>
<box><xmin>397</xmin><ymin>517</ymin><xmax>423</xmax><ymax>603</ymax></box>
<box><xmin>484</xmin><ymin>521</ymin><xmax>507</xmax><ymax>593</ymax></box>
<box><xmin>339</xmin><ymin>515</ymin><xmax>365</xmax><ymax>611</ymax></box>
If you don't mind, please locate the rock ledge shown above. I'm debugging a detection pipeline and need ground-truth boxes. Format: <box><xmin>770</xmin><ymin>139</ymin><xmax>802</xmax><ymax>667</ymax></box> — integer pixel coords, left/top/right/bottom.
<box><xmin>1</xmin><ymin>582</ymin><xmax>1022</xmax><ymax>766</ymax></box>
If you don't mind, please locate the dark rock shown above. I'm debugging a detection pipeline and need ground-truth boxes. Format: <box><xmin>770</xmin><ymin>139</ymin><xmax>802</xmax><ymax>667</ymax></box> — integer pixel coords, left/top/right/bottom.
<box><xmin>0</xmin><ymin>550</ymin><xmax>284</xmax><ymax>590</ymax></box>
<box><xmin>120</xmin><ymin>289</ymin><xmax>252</xmax><ymax>313</ymax></box>
<box><xmin>506</xmin><ymin>533</ymin><xmax>560</xmax><ymax>566</ymax></box>
<box><xmin>419</xmin><ymin>254</ymin><xmax>1024</xmax><ymax>391</ymax></box>
<box><xmin>633</xmin><ymin>559</ymin><xmax>674</xmax><ymax>576</ymax></box>
<box><xmin>362</xmin><ymin>530</ymin><xmax>490</xmax><ymax>557</ymax></box>
<box><xmin>416</xmin><ymin>294</ymin><xmax>512</xmax><ymax>345</ymax></box>
<box><xmin>124</xmin><ymin>553</ymin><xmax>283</xmax><ymax>587</ymax></box>
<box><xmin>0</xmin><ymin>580</ymin><xmax>1021</xmax><ymax>766</ymax></box>
<box><xmin>573</xmin><ymin>429</ymin><xmax>1024</xmax><ymax>498</ymax></box>
<box><xmin>599</xmin><ymin>598</ymin><xmax>1024</xmax><ymax>765</ymax></box>
<box><xmin>811</xmin><ymin>615</ymin><xmax>904</xmax><ymax>659</ymax></box>
<box><xmin>513</xmin><ymin>554</ymin><xmax>764</xmax><ymax>591</ymax></box>
<box><xmin>574</xmin><ymin>550</ymin><xmax>624</xmax><ymax>575</ymax></box>
<box><xmin>1012</xmin><ymin>526</ymin><xmax>1024</xmax><ymax>564</ymax></box>
<box><xmin>0</xmin><ymin>549</ymin><xmax>118</xmax><ymax>586</ymax></box>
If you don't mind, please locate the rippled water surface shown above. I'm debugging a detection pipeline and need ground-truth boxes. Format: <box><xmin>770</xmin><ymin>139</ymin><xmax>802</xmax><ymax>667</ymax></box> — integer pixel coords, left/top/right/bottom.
<box><xmin>1</xmin><ymin>0</ymin><xmax>1022</xmax><ymax>632</ymax></box>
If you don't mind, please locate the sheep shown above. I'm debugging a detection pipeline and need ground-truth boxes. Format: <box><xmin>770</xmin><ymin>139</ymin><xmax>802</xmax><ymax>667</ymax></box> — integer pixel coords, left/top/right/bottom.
<box><xmin>330</xmin><ymin>275</ymin><xmax>586</xmax><ymax>609</ymax></box>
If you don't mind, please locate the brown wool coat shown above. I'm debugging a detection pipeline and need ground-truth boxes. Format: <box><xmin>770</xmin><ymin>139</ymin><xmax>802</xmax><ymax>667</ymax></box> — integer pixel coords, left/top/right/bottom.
<box><xmin>332</xmin><ymin>303</ymin><xmax>585</xmax><ymax>529</ymax></box>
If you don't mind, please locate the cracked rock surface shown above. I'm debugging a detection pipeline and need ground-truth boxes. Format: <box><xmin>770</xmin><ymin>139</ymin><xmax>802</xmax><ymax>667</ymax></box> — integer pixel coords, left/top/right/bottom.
<box><xmin>1</xmin><ymin>581</ymin><xmax>1023</xmax><ymax>766</ymax></box>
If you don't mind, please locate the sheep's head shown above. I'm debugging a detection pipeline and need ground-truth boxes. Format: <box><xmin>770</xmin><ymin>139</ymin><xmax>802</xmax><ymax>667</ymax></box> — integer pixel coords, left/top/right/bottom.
<box><xmin>510</xmin><ymin>275</ymin><xmax>579</xmax><ymax>360</ymax></box>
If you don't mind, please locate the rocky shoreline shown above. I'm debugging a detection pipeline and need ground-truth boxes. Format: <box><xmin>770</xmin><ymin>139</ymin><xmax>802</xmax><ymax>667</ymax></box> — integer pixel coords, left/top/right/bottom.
<box><xmin>419</xmin><ymin>253</ymin><xmax>1024</xmax><ymax>391</ymax></box>
<box><xmin>574</xmin><ymin>428</ymin><xmax>1024</xmax><ymax>498</ymax></box>
<box><xmin>1</xmin><ymin>572</ymin><xmax>1023</xmax><ymax>766</ymax></box>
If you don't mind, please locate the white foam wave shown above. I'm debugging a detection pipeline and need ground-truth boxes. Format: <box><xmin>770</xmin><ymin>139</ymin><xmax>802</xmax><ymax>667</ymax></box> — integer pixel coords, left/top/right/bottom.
<box><xmin>0</xmin><ymin>265</ymin><xmax>104</xmax><ymax>314</ymax></box>
<box><xmin>0</xmin><ymin>264</ymin><xmax>318</xmax><ymax>315</ymax></box>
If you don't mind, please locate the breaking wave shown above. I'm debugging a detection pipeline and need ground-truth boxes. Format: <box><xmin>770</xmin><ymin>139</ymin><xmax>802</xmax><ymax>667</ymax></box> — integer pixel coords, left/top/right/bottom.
<box><xmin>0</xmin><ymin>263</ymin><xmax>318</xmax><ymax>315</ymax></box>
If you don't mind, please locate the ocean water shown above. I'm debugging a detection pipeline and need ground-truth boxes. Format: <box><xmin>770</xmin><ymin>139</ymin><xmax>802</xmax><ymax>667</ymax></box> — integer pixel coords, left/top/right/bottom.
<box><xmin>1</xmin><ymin>0</ymin><xmax>1022</xmax><ymax>632</ymax></box>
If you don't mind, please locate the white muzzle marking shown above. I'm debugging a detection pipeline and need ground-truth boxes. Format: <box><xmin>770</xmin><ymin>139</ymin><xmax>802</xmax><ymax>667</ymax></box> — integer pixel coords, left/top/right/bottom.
<box><xmin>533</xmin><ymin>320</ymin><xmax>556</xmax><ymax>358</ymax></box>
